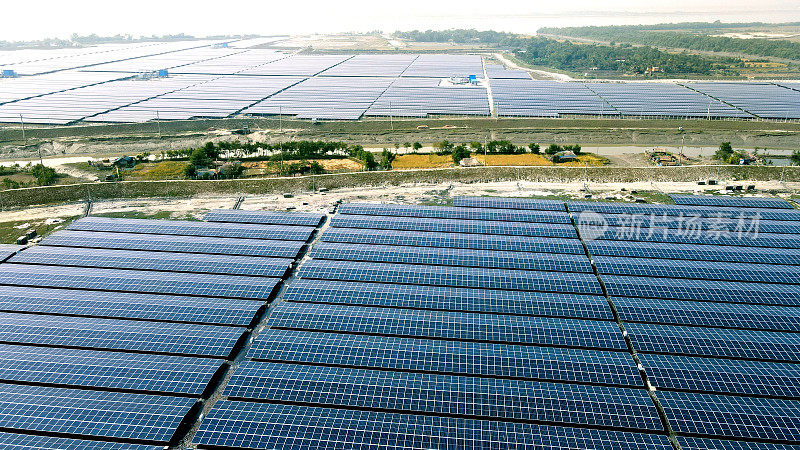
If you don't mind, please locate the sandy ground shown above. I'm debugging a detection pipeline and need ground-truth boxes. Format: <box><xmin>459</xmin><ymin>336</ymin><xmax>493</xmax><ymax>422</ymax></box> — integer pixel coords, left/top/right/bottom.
<box><xmin>5</xmin><ymin>179</ymin><xmax>798</xmax><ymax>224</ymax></box>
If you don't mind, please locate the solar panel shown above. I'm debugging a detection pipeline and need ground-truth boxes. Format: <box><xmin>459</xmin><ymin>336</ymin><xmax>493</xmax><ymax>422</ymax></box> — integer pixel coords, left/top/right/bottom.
<box><xmin>223</xmin><ymin>361</ymin><xmax>662</xmax><ymax>431</ymax></box>
<box><xmin>670</xmin><ymin>195</ymin><xmax>794</xmax><ymax>209</ymax></box>
<box><xmin>659</xmin><ymin>390</ymin><xmax>800</xmax><ymax>442</ymax></box>
<box><xmin>452</xmin><ymin>196</ymin><xmax>567</xmax><ymax>211</ymax></box>
<box><xmin>69</xmin><ymin>216</ymin><xmax>314</xmax><ymax>241</ymax></box>
<box><xmin>585</xmin><ymin>213</ymin><xmax>800</xmax><ymax>235</ymax></box>
<box><xmin>266</xmin><ymin>303</ymin><xmax>627</xmax><ymax>350</ymax></box>
<box><xmin>41</xmin><ymin>230</ymin><xmax>304</xmax><ymax>258</ymax></box>
<box><xmin>337</xmin><ymin>203</ymin><xmax>572</xmax><ymax>223</ymax></box>
<box><xmin>0</xmin><ymin>383</ymin><xmax>195</xmax><ymax>444</ymax></box>
<box><xmin>589</xmin><ymin>226</ymin><xmax>800</xmax><ymax>249</ymax></box>
<box><xmin>330</xmin><ymin>214</ymin><xmax>578</xmax><ymax>237</ymax></box>
<box><xmin>0</xmin><ymin>263</ymin><xmax>280</xmax><ymax>300</ymax></box>
<box><xmin>603</xmin><ymin>275</ymin><xmax>800</xmax><ymax>306</ymax></box>
<box><xmin>626</xmin><ymin>322</ymin><xmax>800</xmax><ymax>362</ymax></box>
<box><xmin>193</xmin><ymin>402</ymin><xmax>673</xmax><ymax>449</ymax></box>
<box><xmin>321</xmin><ymin>227</ymin><xmax>584</xmax><ymax>253</ymax></box>
<box><xmin>283</xmin><ymin>279</ymin><xmax>613</xmax><ymax>319</ymax></box>
<box><xmin>0</xmin><ymin>343</ymin><xmax>222</xmax><ymax>396</ymax></box>
<box><xmin>678</xmin><ymin>437</ymin><xmax>800</xmax><ymax>450</ymax></box>
<box><xmin>309</xmin><ymin>242</ymin><xmax>593</xmax><ymax>272</ymax></box>
<box><xmin>0</xmin><ymin>311</ymin><xmax>244</xmax><ymax>357</ymax></box>
<box><xmin>247</xmin><ymin>330</ymin><xmax>643</xmax><ymax>386</ymax></box>
<box><xmin>297</xmin><ymin>260</ymin><xmax>603</xmax><ymax>295</ymax></box>
<box><xmin>0</xmin><ymin>285</ymin><xmax>262</xmax><ymax>326</ymax></box>
<box><xmin>0</xmin><ymin>245</ymin><xmax>21</xmax><ymax>262</ymax></box>
<box><xmin>568</xmin><ymin>201</ymin><xmax>800</xmax><ymax>221</ymax></box>
<box><xmin>10</xmin><ymin>245</ymin><xmax>293</xmax><ymax>277</ymax></box>
<box><xmin>586</xmin><ymin>240</ymin><xmax>800</xmax><ymax>265</ymax></box>
<box><xmin>595</xmin><ymin>256</ymin><xmax>800</xmax><ymax>284</ymax></box>
<box><xmin>640</xmin><ymin>354</ymin><xmax>800</xmax><ymax>399</ymax></box>
<box><xmin>0</xmin><ymin>432</ymin><xmax>159</xmax><ymax>450</ymax></box>
<box><xmin>615</xmin><ymin>297</ymin><xmax>800</xmax><ymax>332</ymax></box>
<box><xmin>204</xmin><ymin>209</ymin><xmax>325</xmax><ymax>226</ymax></box>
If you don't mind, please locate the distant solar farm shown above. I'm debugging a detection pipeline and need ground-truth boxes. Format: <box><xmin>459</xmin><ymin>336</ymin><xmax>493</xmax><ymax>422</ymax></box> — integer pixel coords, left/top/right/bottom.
<box><xmin>1</xmin><ymin>194</ymin><xmax>800</xmax><ymax>448</ymax></box>
<box><xmin>1</xmin><ymin>38</ymin><xmax>800</xmax><ymax>123</ymax></box>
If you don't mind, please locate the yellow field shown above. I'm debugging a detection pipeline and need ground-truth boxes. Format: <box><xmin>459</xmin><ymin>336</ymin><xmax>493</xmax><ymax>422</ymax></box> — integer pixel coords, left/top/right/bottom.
<box><xmin>474</xmin><ymin>154</ymin><xmax>553</xmax><ymax>166</ymax></box>
<box><xmin>127</xmin><ymin>161</ymin><xmax>188</xmax><ymax>180</ymax></box>
<box><xmin>392</xmin><ymin>154</ymin><xmax>455</xmax><ymax>169</ymax></box>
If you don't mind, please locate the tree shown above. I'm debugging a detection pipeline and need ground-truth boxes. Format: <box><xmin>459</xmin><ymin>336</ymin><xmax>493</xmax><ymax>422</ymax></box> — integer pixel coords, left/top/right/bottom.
<box><xmin>451</xmin><ymin>145</ymin><xmax>472</xmax><ymax>165</ymax></box>
<box><xmin>403</xmin><ymin>142</ymin><xmax>412</xmax><ymax>149</ymax></box>
<box><xmin>183</xmin><ymin>164</ymin><xmax>196</xmax><ymax>179</ymax></box>
<box><xmin>434</xmin><ymin>140</ymin><xmax>454</xmax><ymax>155</ymax></box>
<box><xmin>30</xmin><ymin>164</ymin><xmax>57</xmax><ymax>186</ymax></box>
<box><xmin>714</xmin><ymin>142</ymin><xmax>734</xmax><ymax>161</ymax></box>
<box><xmin>380</xmin><ymin>149</ymin><xmax>396</xmax><ymax>170</ymax></box>
<box><xmin>545</xmin><ymin>144</ymin><xmax>563</xmax><ymax>155</ymax></box>
<box><xmin>412</xmin><ymin>142</ymin><xmax>422</xmax><ymax>151</ymax></box>
<box><xmin>469</xmin><ymin>142</ymin><xmax>483</xmax><ymax>152</ymax></box>
<box><xmin>189</xmin><ymin>148</ymin><xmax>212</xmax><ymax>167</ymax></box>
<box><xmin>563</xmin><ymin>144</ymin><xmax>582</xmax><ymax>154</ymax></box>
<box><xmin>792</xmin><ymin>150</ymin><xmax>800</xmax><ymax>166</ymax></box>
<box><xmin>528</xmin><ymin>143</ymin><xmax>540</xmax><ymax>154</ymax></box>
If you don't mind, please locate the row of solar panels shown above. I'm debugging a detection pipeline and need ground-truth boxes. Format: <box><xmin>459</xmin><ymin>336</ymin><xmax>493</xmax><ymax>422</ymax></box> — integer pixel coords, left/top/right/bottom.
<box><xmin>0</xmin><ymin>210</ymin><xmax>325</xmax><ymax>447</ymax></box>
<box><xmin>194</xmin><ymin>198</ymin><xmax>800</xmax><ymax>448</ymax></box>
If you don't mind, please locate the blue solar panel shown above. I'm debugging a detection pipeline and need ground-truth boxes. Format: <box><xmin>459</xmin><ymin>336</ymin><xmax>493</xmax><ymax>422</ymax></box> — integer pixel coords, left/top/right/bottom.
<box><xmin>266</xmin><ymin>303</ymin><xmax>627</xmax><ymax>350</ymax></box>
<box><xmin>595</xmin><ymin>256</ymin><xmax>800</xmax><ymax>284</ymax></box>
<box><xmin>453</xmin><ymin>196</ymin><xmax>567</xmax><ymax>211</ymax></box>
<box><xmin>0</xmin><ymin>245</ymin><xmax>21</xmax><ymax>262</ymax></box>
<box><xmin>0</xmin><ymin>263</ymin><xmax>280</xmax><ymax>300</ymax></box>
<box><xmin>10</xmin><ymin>245</ymin><xmax>292</xmax><ymax>277</ymax></box>
<box><xmin>204</xmin><ymin>209</ymin><xmax>325</xmax><ymax>226</ymax></box>
<box><xmin>587</xmin><ymin>240</ymin><xmax>800</xmax><ymax>265</ymax></box>
<box><xmin>69</xmin><ymin>216</ymin><xmax>314</xmax><ymax>241</ymax></box>
<box><xmin>0</xmin><ymin>432</ymin><xmax>160</xmax><ymax>450</ymax></box>
<box><xmin>224</xmin><ymin>361</ymin><xmax>662</xmax><ymax>431</ymax></box>
<box><xmin>587</xmin><ymin>213</ymin><xmax>800</xmax><ymax>234</ymax></box>
<box><xmin>587</xmin><ymin>226</ymin><xmax>800</xmax><ymax>248</ymax></box>
<box><xmin>626</xmin><ymin>322</ymin><xmax>800</xmax><ymax>362</ymax></box>
<box><xmin>331</xmin><ymin>214</ymin><xmax>578</xmax><ymax>237</ymax></box>
<box><xmin>604</xmin><ymin>275</ymin><xmax>800</xmax><ymax>306</ymax></box>
<box><xmin>679</xmin><ymin>437</ymin><xmax>800</xmax><ymax>450</ymax></box>
<box><xmin>40</xmin><ymin>230</ymin><xmax>305</xmax><ymax>258</ymax></box>
<box><xmin>0</xmin><ymin>383</ymin><xmax>195</xmax><ymax>444</ymax></box>
<box><xmin>338</xmin><ymin>203</ymin><xmax>572</xmax><ymax>223</ymax></box>
<box><xmin>659</xmin><ymin>390</ymin><xmax>800</xmax><ymax>442</ymax></box>
<box><xmin>0</xmin><ymin>285</ymin><xmax>261</xmax><ymax>326</ymax></box>
<box><xmin>569</xmin><ymin>201</ymin><xmax>800</xmax><ymax>221</ymax></box>
<box><xmin>248</xmin><ymin>330</ymin><xmax>643</xmax><ymax>386</ymax></box>
<box><xmin>0</xmin><ymin>343</ymin><xmax>221</xmax><ymax>395</ymax></box>
<box><xmin>283</xmin><ymin>279</ymin><xmax>613</xmax><ymax>319</ymax></box>
<box><xmin>297</xmin><ymin>260</ymin><xmax>603</xmax><ymax>295</ymax></box>
<box><xmin>669</xmin><ymin>195</ymin><xmax>794</xmax><ymax>209</ymax></box>
<box><xmin>615</xmin><ymin>297</ymin><xmax>800</xmax><ymax>332</ymax></box>
<box><xmin>310</xmin><ymin>242</ymin><xmax>592</xmax><ymax>272</ymax></box>
<box><xmin>321</xmin><ymin>227</ymin><xmax>585</xmax><ymax>253</ymax></box>
<box><xmin>640</xmin><ymin>353</ymin><xmax>800</xmax><ymax>399</ymax></box>
<box><xmin>194</xmin><ymin>402</ymin><xmax>673</xmax><ymax>450</ymax></box>
<box><xmin>0</xmin><ymin>311</ymin><xmax>244</xmax><ymax>357</ymax></box>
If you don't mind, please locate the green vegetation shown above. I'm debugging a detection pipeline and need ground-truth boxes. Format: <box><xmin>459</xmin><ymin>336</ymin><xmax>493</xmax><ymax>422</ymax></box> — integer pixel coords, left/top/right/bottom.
<box><xmin>1</xmin><ymin>163</ymin><xmax>66</xmax><ymax>189</ymax></box>
<box><xmin>513</xmin><ymin>37</ymin><xmax>740</xmax><ymax>76</ymax></box>
<box><xmin>713</xmin><ymin>141</ymin><xmax>749</xmax><ymax>164</ymax></box>
<box><xmin>393</xmin><ymin>29</ymin><xmax>514</xmax><ymax>45</ymax></box>
<box><xmin>791</xmin><ymin>150</ymin><xmax>800</xmax><ymax>166</ymax></box>
<box><xmin>540</xmin><ymin>25</ymin><xmax>800</xmax><ymax>60</ymax></box>
<box><xmin>0</xmin><ymin>216</ymin><xmax>79</xmax><ymax>244</ymax></box>
<box><xmin>451</xmin><ymin>145</ymin><xmax>471</xmax><ymax>164</ymax></box>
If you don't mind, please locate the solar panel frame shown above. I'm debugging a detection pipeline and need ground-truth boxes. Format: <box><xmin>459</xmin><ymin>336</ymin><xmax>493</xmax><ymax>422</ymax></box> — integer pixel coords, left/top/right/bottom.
<box><xmin>203</xmin><ymin>209</ymin><xmax>325</xmax><ymax>226</ymax></box>
<box><xmin>595</xmin><ymin>256</ymin><xmax>800</xmax><ymax>284</ymax></box>
<box><xmin>266</xmin><ymin>303</ymin><xmax>628</xmax><ymax>350</ymax></box>
<box><xmin>309</xmin><ymin>242</ymin><xmax>593</xmax><ymax>272</ymax></box>
<box><xmin>586</xmin><ymin>240</ymin><xmax>800</xmax><ymax>265</ymax></box>
<box><xmin>669</xmin><ymin>195</ymin><xmax>794</xmax><ymax>209</ymax></box>
<box><xmin>223</xmin><ymin>361</ymin><xmax>663</xmax><ymax>431</ymax></box>
<box><xmin>193</xmin><ymin>401</ymin><xmax>673</xmax><ymax>450</ymax></box>
<box><xmin>247</xmin><ymin>330</ymin><xmax>643</xmax><ymax>386</ymax></box>
<box><xmin>330</xmin><ymin>214</ymin><xmax>578</xmax><ymax>237</ymax></box>
<box><xmin>337</xmin><ymin>203</ymin><xmax>572</xmax><ymax>223</ymax></box>
<box><xmin>297</xmin><ymin>259</ymin><xmax>603</xmax><ymax>295</ymax></box>
<box><xmin>283</xmin><ymin>279</ymin><xmax>614</xmax><ymax>319</ymax></box>
<box><xmin>0</xmin><ymin>432</ymin><xmax>161</xmax><ymax>450</ymax></box>
<box><xmin>452</xmin><ymin>196</ymin><xmax>567</xmax><ymax>211</ymax></box>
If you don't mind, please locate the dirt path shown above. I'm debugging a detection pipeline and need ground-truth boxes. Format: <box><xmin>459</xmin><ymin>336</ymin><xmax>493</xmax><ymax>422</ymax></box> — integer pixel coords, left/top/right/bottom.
<box><xmin>494</xmin><ymin>52</ymin><xmax>575</xmax><ymax>82</ymax></box>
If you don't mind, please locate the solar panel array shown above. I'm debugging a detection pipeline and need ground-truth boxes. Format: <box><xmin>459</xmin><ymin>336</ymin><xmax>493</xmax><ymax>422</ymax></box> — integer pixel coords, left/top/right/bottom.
<box><xmin>193</xmin><ymin>201</ymin><xmax>674</xmax><ymax>449</ymax></box>
<box><xmin>3</xmin><ymin>43</ymin><xmax>799</xmax><ymax>122</ymax></box>
<box><xmin>572</xmin><ymin>198</ymin><xmax>800</xmax><ymax>445</ymax></box>
<box><xmin>0</xmin><ymin>210</ymin><xmax>319</xmax><ymax>446</ymax></box>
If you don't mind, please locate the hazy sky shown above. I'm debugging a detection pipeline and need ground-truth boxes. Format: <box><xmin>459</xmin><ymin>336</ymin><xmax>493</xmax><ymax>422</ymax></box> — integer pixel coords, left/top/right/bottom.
<box><xmin>3</xmin><ymin>0</ymin><xmax>800</xmax><ymax>40</ymax></box>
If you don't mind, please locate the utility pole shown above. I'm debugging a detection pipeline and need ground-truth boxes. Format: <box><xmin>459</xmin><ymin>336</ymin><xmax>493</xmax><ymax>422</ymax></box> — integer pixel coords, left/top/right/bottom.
<box><xmin>19</xmin><ymin>114</ymin><xmax>27</xmax><ymax>148</ymax></box>
<box><xmin>484</xmin><ymin>136</ymin><xmax>488</xmax><ymax>167</ymax></box>
<box><xmin>156</xmin><ymin>110</ymin><xmax>161</xmax><ymax>138</ymax></box>
<box><xmin>389</xmin><ymin>101</ymin><xmax>393</xmax><ymax>131</ymax></box>
<box><xmin>679</xmin><ymin>126</ymin><xmax>685</xmax><ymax>164</ymax></box>
<box><xmin>279</xmin><ymin>106</ymin><xmax>283</xmax><ymax>173</ymax></box>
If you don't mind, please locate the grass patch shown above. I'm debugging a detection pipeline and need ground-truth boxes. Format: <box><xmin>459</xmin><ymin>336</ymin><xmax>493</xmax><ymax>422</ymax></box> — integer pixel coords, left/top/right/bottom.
<box><xmin>392</xmin><ymin>154</ymin><xmax>454</xmax><ymax>169</ymax></box>
<box><xmin>126</xmin><ymin>161</ymin><xmax>188</xmax><ymax>181</ymax></box>
<box><xmin>0</xmin><ymin>216</ymin><xmax>79</xmax><ymax>244</ymax></box>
